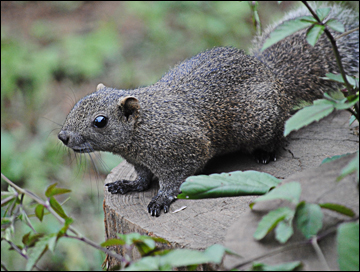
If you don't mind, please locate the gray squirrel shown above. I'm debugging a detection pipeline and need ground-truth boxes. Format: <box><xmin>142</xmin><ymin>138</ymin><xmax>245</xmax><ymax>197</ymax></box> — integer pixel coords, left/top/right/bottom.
<box><xmin>58</xmin><ymin>4</ymin><xmax>359</xmax><ymax>216</ymax></box>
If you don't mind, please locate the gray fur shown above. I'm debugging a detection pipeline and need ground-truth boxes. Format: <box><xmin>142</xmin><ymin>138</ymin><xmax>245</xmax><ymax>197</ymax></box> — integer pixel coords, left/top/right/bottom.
<box><xmin>59</xmin><ymin>4</ymin><xmax>358</xmax><ymax>216</ymax></box>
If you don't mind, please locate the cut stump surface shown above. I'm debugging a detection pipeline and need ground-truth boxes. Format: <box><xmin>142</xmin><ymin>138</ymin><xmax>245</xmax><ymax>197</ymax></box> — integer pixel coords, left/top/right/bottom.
<box><xmin>103</xmin><ymin>110</ymin><xmax>359</xmax><ymax>269</ymax></box>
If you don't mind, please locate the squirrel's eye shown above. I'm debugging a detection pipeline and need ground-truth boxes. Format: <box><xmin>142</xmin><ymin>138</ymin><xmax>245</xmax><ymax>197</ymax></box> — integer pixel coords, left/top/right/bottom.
<box><xmin>93</xmin><ymin>116</ymin><xmax>108</xmax><ymax>128</ymax></box>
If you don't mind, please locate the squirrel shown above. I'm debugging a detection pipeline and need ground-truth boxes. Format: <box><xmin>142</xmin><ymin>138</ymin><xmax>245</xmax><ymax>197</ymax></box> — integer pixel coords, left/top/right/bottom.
<box><xmin>58</xmin><ymin>4</ymin><xmax>359</xmax><ymax>217</ymax></box>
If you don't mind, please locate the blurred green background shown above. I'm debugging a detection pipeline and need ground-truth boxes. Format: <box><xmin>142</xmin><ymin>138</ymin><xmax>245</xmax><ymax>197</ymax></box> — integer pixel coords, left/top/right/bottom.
<box><xmin>2</xmin><ymin>1</ymin><xmax>357</xmax><ymax>270</ymax></box>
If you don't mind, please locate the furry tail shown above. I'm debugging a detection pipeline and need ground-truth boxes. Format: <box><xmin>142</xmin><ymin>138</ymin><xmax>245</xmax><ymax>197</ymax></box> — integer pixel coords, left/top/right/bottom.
<box><xmin>251</xmin><ymin>3</ymin><xmax>359</xmax><ymax>103</ymax></box>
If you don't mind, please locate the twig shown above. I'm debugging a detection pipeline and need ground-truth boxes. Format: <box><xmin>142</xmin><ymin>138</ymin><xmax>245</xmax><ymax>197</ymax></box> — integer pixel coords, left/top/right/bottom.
<box><xmin>1</xmin><ymin>173</ymin><xmax>79</xmax><ymax>236</ymax></box>
<box><xmin>64</xmin><ymin>234</ymin><xmax>126</xmax><ymax>263</ymax></box>
<box><xmin>230</xmin><ymin>217</ymin><xmax>359</xmax><ymax>270</ymax></box>
<box><xmin>2</xmin><ymin>240</ymin><xmax>43</xmax><ymax>271</ymax></box>
<box><xmin>311</xmin><ymin>236</ymin><xmax>330</xmax><ymax>271</ymax></box>
<box><xmin>301</xmin><ymin>1</ymin><xmax>355</xmax><ymax>97</ymax></box>
<box><xmin>336</xmin><ymin>27</ymin><xmax>359</xmax><ymax>40</ymax></box>
<box><xmin>230</xmin><ymin>240</ymin><xmax>309</xmax><ymax>269</ymax></box>
<box><xmin>301</xmin><ymin>1</ymin><xmax>359</xmax><ymax>121</ymax></box>
<box><xmin>1</xmin><ymin>173</ymin><xmax>125</xmax><ymax>263</ymax></box>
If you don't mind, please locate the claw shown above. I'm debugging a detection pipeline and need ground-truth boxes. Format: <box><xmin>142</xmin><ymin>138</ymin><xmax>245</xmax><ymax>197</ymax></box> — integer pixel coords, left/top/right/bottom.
<box><xmin>253</xmin><ymin>150</ymin><xmax>276</xmax><ymax>164</ymax></box>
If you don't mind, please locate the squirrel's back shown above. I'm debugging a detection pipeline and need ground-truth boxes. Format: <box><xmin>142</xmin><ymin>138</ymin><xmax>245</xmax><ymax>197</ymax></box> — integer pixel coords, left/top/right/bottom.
<box><xmin>59</xmin><ymin>3</ymin><xmax>359</xmax><ymax>216</ymax></box>
<box><xmin>251</xmin><ymin>3</ymin><xmax>359</xmax><ymax>102</ymax></box>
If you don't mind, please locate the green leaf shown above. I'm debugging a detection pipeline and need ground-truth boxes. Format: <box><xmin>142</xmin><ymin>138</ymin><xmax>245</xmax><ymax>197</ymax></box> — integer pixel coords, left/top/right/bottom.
<box><xmin>349</xmin><ymin>115</ymin><xmax>356</xmax><ymax>125</ymax></box>
<box><xmin>159</xmin><ymin>249</ymin><xmax>213</xmax><ymax>267</ymax></box>
<box><xmin>261</xmin><ymin>16</ymin><xmax>314</xmax><ymax>51</ymax></box>
<box><xmin>126</xmin><ymin>245</ymin><xmax>226</xmax><ymax>270</ymax></box>
<box><xmin>324</xmin><ymin>72</ymin><xmax>344</xmax><ymax>83</ymax></box>
<box><xmin>117</xmin><ymin>232</ymin><xmax>140</xmax><ymax>244</ymax></box>
<box><xmin>316</xmin><ymin>7</ymin><xmax>330</xmax><ymax>21</ymax></box>
<box><xmin>250</xmin><ymin>182</ymin><xmax>301</xmax><ymax>208</ymax></box>
<box><xmin>101</xmin><ymin>238</ymin><xmax>126</xmax><ymax>247</ymax></box>
<box><xmin>123</xmin><ymin>256</ymin><xmax>161</xmax><ymax>271</ymax></box>
<box><xmin>47</xmin><ymin>235</ymin><xmax>57</xmax><ymax>253</ymax></box>
<box><xmin>47</xmin><ymin>188</ymin><xmax>71</xmax><ymax>197</ymax></box>
<box><xmin>337</xmin><ymin>222</ymin><xmax>359</xmax><ymax>271</ymax></box>
<box><xmin>250</xmin><ymin>261</ymin><xmax>302</xmax><ymax>271</ymax></box>
<box><xmin>117</xmin><ymin>233</ymin><xmax>153</xmax><ymax>245</ymax></box>
<box><xmin>319</xmin><ymin>203</ymin><xmax>355</xmax><ymax>217</ymax></box>
<box><xmin>334</xmin><ymin>96</ymin><xmax>359</xmax><ymax>110</ymax></box>
<box><xmin>22</xmin><ymin>232</ymin><xmax>44</xmax><ymax>248</ymax></box>
<box><xmin>35</xmin><ymin>204</ymin><xmax>44</xmax><ymax>221</ymax></box>
<box><xmin>147</xmin><ymin>236</ymin><xmax>169</xmax><ymax>244</ymax></box>
<box><xmin>284</xmin><ymin>100</ymin><xmax>335</xmax><ymax>136</ymax></box>
<box><xmin>26</xmin><ymin>236</ymin><xmax>51</xmax><ymax>271</ymax></box>
<box><xmin>49</xmin><ymin>196</ymin><xmax>68</xmax><ymax>219</ymax></box>
<box><xmin>203</xmin><ymin>244</ymin><xmax>228</xmax><ymax>264</ymax></box>
<box><xmin>178</xmin><ymin>171</ymin><xmax>280</xmax><ymax>199</ymax></box>
<box><xmin>134</xmin><ymin>238</ymin><xmax>156</xmax><ymax>256</ymax></box>
<box><xmin>321</xmin><ymin>153</ymin><xmax>351</xmax><ymax>164</ymax></box>
<box><xmin>323</xmin><ymin>73</ymin><xmax>357</xmax><ymax>88</ymax></box>
<box><xmin>326</xmin><ymin>19</ymin><xmax>345</xmax><ymax>33</ymax></box>
<box><xmin>115</xmin><ymin>233</ymin><xmax>168</xmax><ymax>256</ymax></box>
<box><xmin>45</xmin><ymin>183</ymin><xmax>71</xmax><ymax>198</ymax></box>
<box><xmin>45</xmin><ymin>183</ymin><xmax>57</xmax><ymax>198</ymax></box>
<box><xmin>295</xmin><ymin>202</ymin><xmax>323</xmax><ymax>239</ymax></box>
<box><xmin>19</xmin><ymin>209</ymin><xmax>35</xmax><ymax>232</ymax></box>
<box><xmin>58</xmin><ymin>217</ymin><xmax>73</xmax><ymax>236</ymax></box>
<box><xmin>306</xmin><ymin>24</ymin><xmax>325</xmax><ymax>46</ymax></box>
<box><xmin>254</xmin><ymin>207</ymin><xmax>294</xmax><ymax>240</ymax></box>
<box><xmin>337</xmin><ymin>151</ymin><xmax>359</xmax><ymax>182</ymax></box>
<box><xmin>275</xmin><ymin>216</ymin><xmax>294</xmax><ymax>244</ymax></box>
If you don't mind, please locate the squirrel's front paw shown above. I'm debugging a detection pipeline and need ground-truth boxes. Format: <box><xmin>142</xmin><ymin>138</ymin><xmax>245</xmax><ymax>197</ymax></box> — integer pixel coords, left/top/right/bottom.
<box><xmin>105</xmin><ymin>180</ymin><xmax>132</xmax><ymax>194</ymax></box>
<box><xmin>147</xmin><ymin>192</ymin><xmax>175</xmax><ymax>217</ymax></box>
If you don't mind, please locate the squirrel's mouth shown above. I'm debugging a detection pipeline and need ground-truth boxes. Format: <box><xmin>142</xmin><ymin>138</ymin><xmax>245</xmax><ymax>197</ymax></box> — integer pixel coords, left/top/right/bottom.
<box><xmin>72</xmin><ymin>147</ymin><xmax>93</xmax><ymax>153</ymax></box>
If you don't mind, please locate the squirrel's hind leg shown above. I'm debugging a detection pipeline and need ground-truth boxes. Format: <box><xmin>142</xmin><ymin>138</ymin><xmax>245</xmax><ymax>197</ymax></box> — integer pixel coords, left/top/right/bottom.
<box><xmin>252</xmin><ymin>149</ymin><xmax>277</xmax><ymax>164</ymax></box>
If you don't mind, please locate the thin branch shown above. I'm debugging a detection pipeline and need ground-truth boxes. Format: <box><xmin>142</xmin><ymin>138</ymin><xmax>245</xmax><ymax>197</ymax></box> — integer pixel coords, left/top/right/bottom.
<box><xmin>311</xmin><ymin>236</ymin><xmax>330</xmax><ymax>271</ymax></box>
<box><xmin>1</xmin><ymin>173</ymin><xmax>126</xmax><ymax>264</ymax></box>
<box><xmin>230</xmin><ymin>240</ymin><xmax>309</xmax><ymax>269</ymax></box>
<box><xmin>3</xmin><ymin>239</ymin><xmax>28</xmax><ymax>259</ymax></box>
<box><xmin>301</xmin><ymin>1</ymin><xmax>355</xmax><ymax>96</ymax></box>
<box><xmin>230</xmin><ymin>217</ymin><xmax>359</xmax><ymax>270</ymax></box>
<box><xmin>3</xmin><ymin>240</ymin><xmax>43</xmax><ymax>271</ymax></box>
<box><xmin>1</xmin><ymin>173</ymin><xmax>80</xmax><ymax>236</ymax></box>
<box><xmin>336</xmin><ymin>27</ymin><xmax>359</xmax><ymax>40</ymax></box>
<box><xmin>64</xmin><ymin>234</ymin><xmax>126</xmax><ymax>263</ymax></box>
<box><xmin>346</xmin><ymin>108</ymin><xmax>358</xmax><ymax>120</ymax></box>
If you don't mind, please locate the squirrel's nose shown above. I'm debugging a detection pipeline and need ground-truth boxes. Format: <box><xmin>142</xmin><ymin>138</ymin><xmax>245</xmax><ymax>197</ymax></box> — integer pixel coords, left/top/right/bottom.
<box><xmin>58</xmin><ymin>131</ymin><xmax>69</xmax><ymax>145</ymax></box>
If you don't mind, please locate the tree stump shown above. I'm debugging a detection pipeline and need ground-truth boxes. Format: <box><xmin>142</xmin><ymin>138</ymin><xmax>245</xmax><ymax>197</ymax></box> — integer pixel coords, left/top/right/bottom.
<box><xmin>103</xmin><ymin>111</ymin><xmax>358</xmax><ymax>269</ymax></box>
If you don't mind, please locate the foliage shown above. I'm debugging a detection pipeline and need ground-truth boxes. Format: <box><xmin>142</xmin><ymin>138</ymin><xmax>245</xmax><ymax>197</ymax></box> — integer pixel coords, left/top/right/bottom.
<box><xmin>178</xmin><ymin>1</ymin><xmax>359</xmax><ymax>270</ymax></box>
<box><xmin>178</xmin><ymin>170</ymin><xmax>280</xmax><ymax>199</ymax></box>
<box><xmin>249</xmin><ymin>261</ymin><xmax>302</xmax><ymax>271</ymax></box>
<box><xmin>337</xmin><ymin>222</ymin><xmax>359</xmax><ymax>271</ymax></box>
<box><xmin>121</xmin><ymin>244</ymin><xmax>233</xmax><ymax>271</ymax></box>
<box><xmin>1</xmin><ymin>175</ymin><xmax>232</xmax><ymax>270</ymax></box>
<box><xmin>1</xmin><ymin>1</ymin><xmax>358</xmax><ymax>270</ymax></box>
<box><xmin>1</xmin><ymin>1</ymin><xmax>276</xmax><ymax>270</ymax></box>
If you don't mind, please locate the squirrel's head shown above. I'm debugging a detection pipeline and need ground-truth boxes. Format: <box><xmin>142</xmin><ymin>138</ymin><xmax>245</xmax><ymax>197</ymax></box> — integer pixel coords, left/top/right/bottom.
<box><xmin>58</xmin><ymin>83</ymin><xmax>141</xmax><ymax>153</ymax></box>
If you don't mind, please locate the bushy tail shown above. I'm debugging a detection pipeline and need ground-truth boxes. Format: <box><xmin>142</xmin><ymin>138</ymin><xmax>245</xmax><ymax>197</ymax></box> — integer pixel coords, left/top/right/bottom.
<box><xmin>250</xmin><ymin>3</ymin><xmax>359</xmax><ymax>103</ymax></box>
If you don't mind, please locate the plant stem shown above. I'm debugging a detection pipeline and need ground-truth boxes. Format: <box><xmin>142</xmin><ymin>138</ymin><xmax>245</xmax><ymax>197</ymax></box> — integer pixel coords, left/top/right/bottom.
<box><xmin>301</xmin><ymin>1</ymin><xmax>359</xmax><ymax>121</ymax></box>
<box><xmin>301</xmin><ymin>1</ymin><xmax>354</xmax><ymax>96</ymax></box>
<box><xmin>64</xmin><ymin>234</ymin><xmax>126</xmax><ymax>263</ymax></box>
<box><xmin>1</xmin><ymin>173</ymin><xmax>127</xmax><ymax>264</ymax></box>
<box><xmin>335</xmin><ymin>27</ymin><xmax>359</xmax><ymax>40</ymax></box>
<box><xmin>1</xmin><ymin>173</ymin><xmax>80</xmax><ymax>236</ymax></box>
<box><xmin>311</xmin><ymin>236</ymin><xmax>330</xmax><ymax>271</ymax></box>
<box><xmin>230</xmin><ymin>217</ymin><xmax>359</xmax><ymax>270</ymax></box>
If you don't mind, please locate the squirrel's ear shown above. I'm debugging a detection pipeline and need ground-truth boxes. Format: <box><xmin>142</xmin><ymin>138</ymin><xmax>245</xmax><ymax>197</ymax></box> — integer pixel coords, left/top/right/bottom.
<box><xmin>118</xmin><ymin>96</ymin><xmax>140</xmax><ymax>121</ymax></box>
<box><xmin>96</xmin><ymin>83</ymin><xmax>106</xmax><ymax>91</ymax></box>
